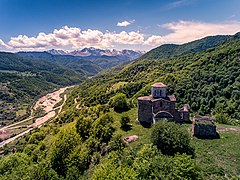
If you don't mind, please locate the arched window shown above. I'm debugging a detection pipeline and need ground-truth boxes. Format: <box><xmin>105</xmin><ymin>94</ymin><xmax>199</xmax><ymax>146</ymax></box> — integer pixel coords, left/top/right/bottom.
<box><xmin>160</xmin><ymin>90</ymin><xmax>162</xmax><ymax>96</ymax></box>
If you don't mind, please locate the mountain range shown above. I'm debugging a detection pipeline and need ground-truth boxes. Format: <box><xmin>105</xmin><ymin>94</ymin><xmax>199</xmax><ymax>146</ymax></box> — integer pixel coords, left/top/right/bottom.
<box><xmin>47</xmin><ymin>47</ymin><xmax>144</xmax><ymax>60</ymax></box>
<box><xmin>17</xmin><ymin>48</ymin><xmax>145</xmax><ymax>70</ymax></box>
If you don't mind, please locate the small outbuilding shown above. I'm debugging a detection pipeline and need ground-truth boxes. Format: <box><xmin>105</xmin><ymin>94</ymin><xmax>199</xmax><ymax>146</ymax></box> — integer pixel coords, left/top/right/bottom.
<box><xmin>192</xmin><ymin>115</ymin><xmax>218</xmax><ymax>139</ymax></box>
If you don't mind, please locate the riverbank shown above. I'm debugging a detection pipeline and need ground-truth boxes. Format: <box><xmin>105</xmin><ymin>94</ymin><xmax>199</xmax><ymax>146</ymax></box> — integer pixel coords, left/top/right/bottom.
<box><xmin>0</xmin><ymin>86</ymin><xmax>72</xmax><ymax>148</ymax></box>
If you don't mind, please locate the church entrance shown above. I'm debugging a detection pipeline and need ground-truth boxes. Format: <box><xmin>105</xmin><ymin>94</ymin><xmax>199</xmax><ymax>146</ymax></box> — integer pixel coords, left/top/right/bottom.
<box><xmin>154</xmin><ymin>111</ymin><xmax>174</xmax><ymax>122</ymax></box>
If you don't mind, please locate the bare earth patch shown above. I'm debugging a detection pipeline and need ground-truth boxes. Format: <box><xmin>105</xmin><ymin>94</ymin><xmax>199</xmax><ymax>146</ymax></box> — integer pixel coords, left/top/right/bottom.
<box><xmin>217</xmin><ymin>126</ymin><xmax>240</xmax><ymax>132</ymax></box>
<box><xmin>33</xmin><ymin>87</ymin><xmax>69</xmax><ymax>113</ymax></box>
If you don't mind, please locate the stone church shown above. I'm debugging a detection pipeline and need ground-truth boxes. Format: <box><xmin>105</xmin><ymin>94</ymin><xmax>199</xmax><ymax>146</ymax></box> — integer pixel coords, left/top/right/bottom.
<box><xmin>137</xmin><ymin>82</ymin><xmax>190</xmax><ymax>125</ymax></box>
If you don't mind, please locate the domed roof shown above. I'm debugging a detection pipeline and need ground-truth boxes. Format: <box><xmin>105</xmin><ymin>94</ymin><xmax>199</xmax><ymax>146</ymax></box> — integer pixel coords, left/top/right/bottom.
<box><xmin>151</xmin><ymin>82</ymin><xmax>167</xmax><ymax>88</ymax></box>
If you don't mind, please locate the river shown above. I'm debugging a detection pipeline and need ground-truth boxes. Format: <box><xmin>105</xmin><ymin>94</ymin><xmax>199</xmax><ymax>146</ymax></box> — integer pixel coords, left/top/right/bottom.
<box><xmin>0</xmin><ymin>86</ymin><xmax>72</xmax><ymax>148</ymax></box>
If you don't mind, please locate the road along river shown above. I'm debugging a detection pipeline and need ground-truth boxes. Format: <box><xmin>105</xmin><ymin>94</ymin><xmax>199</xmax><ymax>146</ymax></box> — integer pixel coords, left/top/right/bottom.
<box><xmin>0</xmin><ymin>86</ymin><xmax>73</xmax><ymax>148</ymax></box>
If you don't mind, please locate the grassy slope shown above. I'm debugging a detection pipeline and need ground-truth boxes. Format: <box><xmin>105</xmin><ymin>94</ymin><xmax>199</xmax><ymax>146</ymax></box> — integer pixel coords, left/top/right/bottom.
<box><xmin>109</xmin><ymin>108</ymin><xmax>240</xmax><ymax>178</ymax></box>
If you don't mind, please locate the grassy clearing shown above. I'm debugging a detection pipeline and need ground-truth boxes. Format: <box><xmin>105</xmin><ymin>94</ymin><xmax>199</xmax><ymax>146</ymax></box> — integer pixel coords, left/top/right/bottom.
<box><xmin>109</xmin><ymin>108</ymin><xmax>240</xmax><ymax>178</ymax></box>
<box><xmin>16</xmin><ymin>110</ymin><xmax>27</xmax><ymax>117</ymax></box>
<box><xmin>109</xmin><ymin>108</ymin><xmax>152</xmax><ymax>150</ymax></box>
<box><xmin>107</xmin><ymin>82</ymin><xmax>128</xmax><ymax>92</ymax></box>
<box><xmin>191</xmin><ymin>132</ymin><xmax>240</xmax><ymax>179</ymax></box>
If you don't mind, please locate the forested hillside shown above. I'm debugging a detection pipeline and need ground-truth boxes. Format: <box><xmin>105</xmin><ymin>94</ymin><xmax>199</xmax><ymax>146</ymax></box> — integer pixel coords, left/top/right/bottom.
<box><xmin>68</xmin><ymin>33</ymin><xmax>240</xmax><ymax>125</ymax></box>
<box><xmin>17</xmin><ymin>52</ymin><xmax>101</xmax><ymax>76</ymax></box>
<box><xmin>0</xmin><ymin>52</ymin><xmax>84</xmax><ymax>125</ymax></box>
<box><xmin>0</xmin><ymin>34</ymin><xmax>240</xmax><ymax>179</ymax></box>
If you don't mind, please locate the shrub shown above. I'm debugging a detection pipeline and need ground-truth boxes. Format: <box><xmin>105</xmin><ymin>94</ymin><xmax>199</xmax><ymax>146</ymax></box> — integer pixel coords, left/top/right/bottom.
<box><xmin>109</xmin><ymin>133</ymin><xmax>126</xmax><ymax>151</ymax></box>
<box><xmin>120</xmin><ymin>115</ymin><xmax>130</xmax><ymax>128</ymax></box>
<box><xmin>109</xmin><ymin>93</ymin><xmax>129</xmax><ymax>112</ymax></box>
<box><xmin>91</xmin><ymin>114</ymin><xmax>115</xmax><ymax>143</ymax></box>
<box><xmin>76</xmin><ymin>116</ymin><xmax>93</xmax><ymax>141</ymax></box>
<box><xmin>171</xmin><ymin>153</ymin><xmax>201</xmax><ymax>179</ymax></box>
<box><xmin>214</xmin><ymin>113</ymin><xmax>229</xmax><ymax>124</ymax></box>
<box><xmin>151</xmin><ymin>121</ymin><xmax>194</xmax><ymax>156</ymax></box>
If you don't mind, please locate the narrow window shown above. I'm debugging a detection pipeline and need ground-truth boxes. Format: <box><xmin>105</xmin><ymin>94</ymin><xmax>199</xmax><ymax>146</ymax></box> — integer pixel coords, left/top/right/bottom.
<box><xmin>160</xmin><ymin>101</ymin><xmax>162</xmax><ymax>107</ymax></box>
<box><xmin>160</xmin><ymin>90</ymin><xmax>162</xmax><ymax>96</ymax></box>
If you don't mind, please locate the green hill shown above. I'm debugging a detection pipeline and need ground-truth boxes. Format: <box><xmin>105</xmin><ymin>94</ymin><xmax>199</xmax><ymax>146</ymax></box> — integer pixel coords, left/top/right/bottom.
<box><xmin>67</xmin><ymin>33</ymin><xmax>240</xmax><ymax>125</ymax></box>
<box><xmin>138</xmin><ymin>34</ymin><xmax>231</xmax><ymax>61</ymax></box>
<box><xmin>17</xmin><ymin>52</ymin><xmax>101</xmax><ymax>76</ymax></box>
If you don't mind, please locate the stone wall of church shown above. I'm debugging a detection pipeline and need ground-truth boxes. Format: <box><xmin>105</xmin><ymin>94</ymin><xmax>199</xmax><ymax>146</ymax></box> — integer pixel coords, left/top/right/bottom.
<box><xmin>152</xmin><ymin>99</ymin><xmax>170</xmax><ymax>114</ymax></box>
<box><xmin>138</xmin><ymin>100</ymin><xmax>153</xmax><ymax>124</ymax></box>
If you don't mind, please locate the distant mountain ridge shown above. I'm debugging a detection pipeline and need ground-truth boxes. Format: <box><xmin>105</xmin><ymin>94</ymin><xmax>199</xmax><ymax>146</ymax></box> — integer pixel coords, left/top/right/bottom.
<box><xmin>18</xmin><ymin>48</ymin><xmax>145</xmax><ymax>70</ymax></box>
<box><xmin>47</xmin><ymin>47</ymin><xmax>145</xmax><ymax>60</ymax></box>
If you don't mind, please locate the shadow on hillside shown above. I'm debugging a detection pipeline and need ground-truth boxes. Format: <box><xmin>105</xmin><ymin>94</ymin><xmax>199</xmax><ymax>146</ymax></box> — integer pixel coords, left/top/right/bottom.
<box><xmin>121</xmin><ymin>124</ymin><xmax>133</xmax><ymax>132</ymax></box>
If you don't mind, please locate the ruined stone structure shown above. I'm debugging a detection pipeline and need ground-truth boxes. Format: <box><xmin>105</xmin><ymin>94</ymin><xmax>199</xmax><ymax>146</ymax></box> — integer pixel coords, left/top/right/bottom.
<box><xmin>137</xmin><ymin>82</ymin><xmax>190</xmax><ymax>125</ymax></box>
<box><xmin>192</xmin><ymin>115</ymin><xmax>218</xmax><ymax>138</ymax></box>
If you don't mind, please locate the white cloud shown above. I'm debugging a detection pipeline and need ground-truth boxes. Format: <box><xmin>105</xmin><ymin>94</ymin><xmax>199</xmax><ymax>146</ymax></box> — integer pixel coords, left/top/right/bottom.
<box><xmin>0</xmin><ymin>39</ymin><xmax>11</xmax><ymax>50</ymax></box>
<box><xmin>145</xmin><ymin>20</ymin><xmax>240</xmax><ymax>46</ymax></box>
<box><xmin>1</xmin><ymin>20</ymin><xmax>240</xmax><ymax>51</ymax></box>
<box><xmin>117</xmin><ymin>20</ymin><xmax>135</xmax><ymax>27</ymax></box>
<box><xmin>6</xmin><ymin>26</ymin><xmax>144</xmax><ymax>51</ymax></box>
<box><xmin>167</xmin><ymin>0</ymin><xmax>191</xmax><ymax>9</ymax></box>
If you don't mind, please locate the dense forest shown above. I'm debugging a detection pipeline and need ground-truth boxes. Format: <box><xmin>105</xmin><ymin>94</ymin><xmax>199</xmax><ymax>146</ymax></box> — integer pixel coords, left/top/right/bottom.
<box><xmin>0</xmin><ymin>33</ymin><xmax>240</xmax><ymax>179</ymax></box>
<box><xmin>17</xmin><ymin>52</ymin><xmax>101</xmax><ymax>76</ymax></box>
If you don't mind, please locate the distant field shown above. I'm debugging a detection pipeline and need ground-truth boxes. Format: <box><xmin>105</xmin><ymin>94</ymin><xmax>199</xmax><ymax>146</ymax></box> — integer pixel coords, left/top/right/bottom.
<box><xmin>109</xmin><ymin>108</ymin><xmax>240</xmax><ymax>178</ymax></box>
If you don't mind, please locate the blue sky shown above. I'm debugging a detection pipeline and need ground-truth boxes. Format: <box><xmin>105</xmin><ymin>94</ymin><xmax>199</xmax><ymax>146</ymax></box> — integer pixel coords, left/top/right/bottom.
<box><xmin>0</xmin><ymin>0</ymin><xmax>240</xmax><ymax>51</ymax></box>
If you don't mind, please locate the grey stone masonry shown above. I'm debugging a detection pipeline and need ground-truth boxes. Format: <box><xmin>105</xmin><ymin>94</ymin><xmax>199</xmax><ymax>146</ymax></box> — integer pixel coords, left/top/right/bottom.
<box><xmin>137</xmin><ymin>82</ymin><xmax>191</xmax><ymax>125</ymax></box>
<box><xmin>192</xmin><ymin>115</ymin><xmax>218</xmax><ymax>138</ymax></box>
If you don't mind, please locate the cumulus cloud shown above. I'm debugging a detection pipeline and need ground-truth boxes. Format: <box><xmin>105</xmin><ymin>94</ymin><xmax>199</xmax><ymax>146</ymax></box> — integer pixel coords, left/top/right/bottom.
<box><xmin>6</xmin><ymin>26</ymin><xmax>144</xmax><ymax>51</ymax></box>
<box><xmin>0</xmin><ymin>39</ymin><xmax>11</xmax><ymax>50</ymax></box>
<box><xmin>1</xmin><ymin>20</ymin><xmax>240</xmax><ymax>51</ymax></box>
<box><xmin>145</xmin><ymin>20</ymin><xmax>240</xmax><ymax>46</ymax></box>
<box><xmin>117</xmin><ymin>20</ymin><xmax>135</xmax><ymax>27</ymax></box>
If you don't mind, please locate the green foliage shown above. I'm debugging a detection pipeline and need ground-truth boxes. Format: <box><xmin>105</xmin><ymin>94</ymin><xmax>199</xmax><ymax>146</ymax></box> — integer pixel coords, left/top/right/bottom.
<box><xmin>109</xmin><ymin>93</ymin><xmax>129</xmax><ymax>112</ymax></box>
<box><xmin>91</xmin><ymin>151</ymin><xmax>138</xmax><ymax>180</ymax></box>
<box><xmin>121</xmin><ymin>115</ymin><xmax>130</xmax><ymax>128</ymax></box>
<box><xmin>49</xmin><ymin>126</ymin><xmax>81</xmax><ymax>176</ymax></box>
<box><xmin>66</xmin><ymin>144</ymin><xmax>91</xmax><ymax>174</ymax></box>
<box><xmin>214</xmin><ymin>113</ymin><xmax>236</xmax><ymax>125</ymax></box>
<box><xmin>132</xmin><ymin>144</ymin><xmax>165</xmax><ymax>179</ymax></box>
<box><xmin>28</xmin><ymin>132</ymin><xmax>45</xmax><ymax>144</ymax></box>
<box><xmin>76</xmin><ymin>116</ymin><xmax>93</xmax><ymax>141</ymax></box>
<box><xmin>91</xmin><ymin>114</ymin><xmax>115</xmax><ymax>143</ymax></box>
<box><xmin>92</xmin><ymin>144</ymin><xmax>200</xmax><ymax>180</ymax></box>
<box><xmin>172</xmin><ymin>153</ymin><xmax>201</xmax><ymax>180</ymax></box>
<box><xmin>108</xmin><ymin>133</ymin><xmax>126</xmax><ymax>151</ymax></box>
<box><xmin>28</xmin><ymin>160</ymin><xmax>61</xmax><ymax>180</ymax></box>
<box><xmin>151</xmin><ymin>121</ymin><xmax>193</xmax><ymax>156</ymax></box>
<box><xmin>0</xmin><ymin>153</ymin><xmax>32</xmax><ymax>180</ymax></box>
